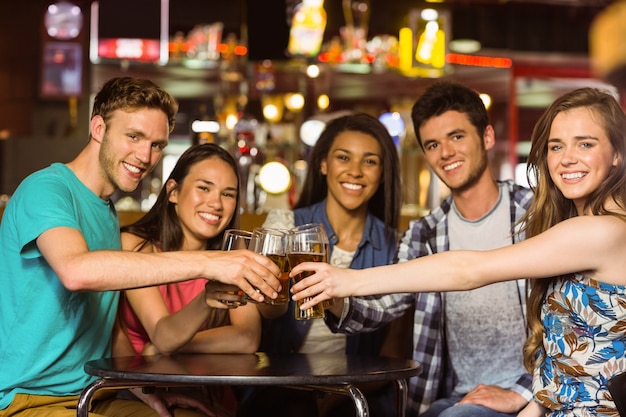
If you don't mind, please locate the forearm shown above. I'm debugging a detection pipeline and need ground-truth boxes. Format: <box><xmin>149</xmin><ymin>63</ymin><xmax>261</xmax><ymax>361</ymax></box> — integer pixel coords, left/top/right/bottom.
<box><xmin>510</xmin><ymin>373</ymin><xmax>534</xmax><ymax>402</ymax></box>
<box><xmin>111</xmin><ymin>316</ymin><xmax>136</xmax><ymax>356</ymax></box>
<box><xmin>353</xmin><ymin>254</ymin><xmax>478</xmax><ymax>295</ymax></box>
<box><xmin>178</xmin><ymin>324</ymin><xmax>260</xmax><ymax>354</ymax></box>
<box><xmin>326</xmin><ymin>294</ymin><xmax>410</xmax><ymax>334</ymax></box>
<box><xmin>54</xmin><ymin>249</ymin><xmax>207</xmax><ymax>291</ymax></box>
<box><xmin>150</xmin><ymin>293</ymin><xmax>213</xmax><ymax>355</ymax></box>
<box><xmin>517</xmin><ymin>401</ymin><xmax>546</xmax><ymax>417</ymax></box>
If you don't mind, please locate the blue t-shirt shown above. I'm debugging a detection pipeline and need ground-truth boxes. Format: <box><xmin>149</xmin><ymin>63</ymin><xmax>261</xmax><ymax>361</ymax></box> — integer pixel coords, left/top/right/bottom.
<box><xmin>0</xmin><ymin>163</ymin><xmax>120</xmax><ymax>409</ymax></box>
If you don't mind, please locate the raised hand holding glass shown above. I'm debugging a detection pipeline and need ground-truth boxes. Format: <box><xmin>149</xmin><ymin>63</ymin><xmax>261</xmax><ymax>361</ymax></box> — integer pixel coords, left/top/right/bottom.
<box><xmin>288</xmin><ymin>224</ymin><xmax>329</xmax><ymax>320</ymax></box>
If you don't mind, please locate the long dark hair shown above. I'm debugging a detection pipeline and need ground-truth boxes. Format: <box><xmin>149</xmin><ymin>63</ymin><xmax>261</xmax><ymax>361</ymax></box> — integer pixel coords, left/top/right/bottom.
<box><xmin>295</xmin><ymin>113</ymin><xmax>402</xmax><ymax>232</ymax></box>
<box><xmin>121</xmin><ymin>143</ymin><xmax>241</xmax><ymax>251</ymax></box>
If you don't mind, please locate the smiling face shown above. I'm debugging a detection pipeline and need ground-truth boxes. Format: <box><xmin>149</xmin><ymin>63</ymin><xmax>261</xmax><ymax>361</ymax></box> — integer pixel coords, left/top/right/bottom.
<box><xmin>419</xmin><ymin>110</ymin><xmax>494</xmax><ymax>193</ymax></box>
<box><xmin>96</xmin><ymin>108</ymin><xmax>170</xmax><ymax>196</ymax></box>
<box><xmin>320</xmin><ymin>130</ymin><xmax>383</xmax><ymax>215</ymax></box>
<box><xmin>168</xmin><ymin>157</ymin><xmax>238</xmax><ymax>250</ymax></box>
<box><xmin>547</xmin><ymin>107</ymin><xmax>618</xmax><ymax>214</ymax></box>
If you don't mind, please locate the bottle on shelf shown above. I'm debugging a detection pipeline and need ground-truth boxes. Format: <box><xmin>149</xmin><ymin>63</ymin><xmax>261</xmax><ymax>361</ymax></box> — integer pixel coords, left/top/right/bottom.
<box><xmin>288</xmin><ymin>0</ymin><xmax>327</xmax><ymax>57</ymax></box>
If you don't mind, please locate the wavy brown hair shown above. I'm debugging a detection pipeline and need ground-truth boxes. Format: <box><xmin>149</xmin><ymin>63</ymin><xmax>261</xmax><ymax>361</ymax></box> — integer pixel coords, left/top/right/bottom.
<box><xmin>521</xmin><ymin>87</ymin><xmax>626</xmax><ymax>372</ymax></box>
<box><xmin>91</xmin><ymin>77</ymin><xmax>179</xmax><ymax>134</ymax></box>
<box><xmin>121</xmin><ymin>143</ymin><xmax>241</xmax><ymax>252</ymax></box>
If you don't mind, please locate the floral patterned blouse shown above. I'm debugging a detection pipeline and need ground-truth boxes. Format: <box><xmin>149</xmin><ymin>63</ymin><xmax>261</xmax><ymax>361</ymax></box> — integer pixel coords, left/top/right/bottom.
<box><xmin>533</xmin><ymin>273</ymin><xmax>626</xmax><ymax>417</ymax></box>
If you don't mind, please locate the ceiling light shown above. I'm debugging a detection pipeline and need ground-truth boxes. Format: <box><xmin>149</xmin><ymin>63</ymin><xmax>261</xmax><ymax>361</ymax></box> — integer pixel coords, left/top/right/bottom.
<box><xmin>479</xmin><ymin>93</ymin><xmax>492</xmax><ymax>110</ymax></box>
<box><xmin>191</xmin><ymin>120</ymin><xmax>220</xmax><ymax>133</ymax></box>
<box><xmin>306</xmin><ymin>64</ymin><xmax>320</xmax><ymax>78</ymax></box>
<box><xmin>300</xmin><ymin>119</ymin><xmax>326</xmax><ymax>147</ymax></box>
<box><xmin>284</xmin><ymin>93</ymin><xmax>305</xmax><ymax>112</ymax></box>
<box><xmin>317</xmin><ymin>94</ymin><xmax>330</xmax><ymax>110</ymax></box>
<box><xmin>449</xmin><ymin>39</ymin><xmax>481</xmax><ymax>54</ymax></box>
<box><xmin>258</xmin><ymin>162</ymin><xmax>291</xmax><ymax>194</ymax></box>
<box><xmin>378</xmin><ymin>112</ymin><xmax>405</xmax><ymax>138</ymax></box>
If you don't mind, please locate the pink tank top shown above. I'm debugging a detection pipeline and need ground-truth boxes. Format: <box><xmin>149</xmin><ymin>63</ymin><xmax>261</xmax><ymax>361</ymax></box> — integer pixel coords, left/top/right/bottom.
<box><xmin>119</xmin><ymin>278</ymin><xmax>210</xmax><ymax>353</ymax></box>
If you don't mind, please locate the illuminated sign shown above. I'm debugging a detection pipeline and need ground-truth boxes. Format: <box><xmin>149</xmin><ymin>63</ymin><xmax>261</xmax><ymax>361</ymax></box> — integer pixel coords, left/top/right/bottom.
<box><xmin>399</xmin><ymin>8</ymin><xmax>450</xmax><ymax>78</ymax></box>
<box><xmin>90</xmin><ymin>0</ymin><xmax>168</xmax><ymax>65</ymax></box>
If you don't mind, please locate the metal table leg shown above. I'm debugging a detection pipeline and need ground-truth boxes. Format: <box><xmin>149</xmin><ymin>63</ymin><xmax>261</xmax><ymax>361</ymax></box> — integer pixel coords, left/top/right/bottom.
<box><xmin>287</xmin><ymin>384</ymin><xmax>370</xmax><ymax>417</ymax></box>
<box><xmin>76</xmin><ymin>379</ymin><xmax>162</xmax><ymax>417</ymax></box>
<box><xmin>78</xmin><ymin>380</ymin><xmax>377</xmax><ymax>417</ymax></box>
<box><xmin>394</xmin><ymin>379</ymin><xmax>408</xmax><ymax>417</ymax></box>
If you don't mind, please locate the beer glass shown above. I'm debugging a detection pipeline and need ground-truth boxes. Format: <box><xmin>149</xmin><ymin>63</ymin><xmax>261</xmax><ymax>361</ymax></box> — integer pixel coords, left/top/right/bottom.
<box><xmin>287</xmin><ymin>224</ymin><xmax>328</xmax><ymax>320</ymax></box>
<box><xmin>249</xmin><ymin>228</ymin><xmax>290</xmax><ymax>305</ymax></box>
<box><xmin>291</xmin><ymin>223</ymin><xmax>333</xmax><ymax>308</ymax></box>
<box><xmin>219</xmin><ymin>229</ymin><xmax>253</xmax><ymax>306</ymax></box>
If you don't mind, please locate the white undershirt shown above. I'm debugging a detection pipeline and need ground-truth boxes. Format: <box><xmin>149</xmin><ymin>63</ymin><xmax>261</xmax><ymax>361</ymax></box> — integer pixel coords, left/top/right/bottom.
<box><xmin>299</xmin><ymin>246</ymin><xmax>351</xmax><ymax>353</ymax></box>
<box><xmin>262</xmin><ymin>209</ymin><xmax>349</xmax><ymax>354</ymax></box>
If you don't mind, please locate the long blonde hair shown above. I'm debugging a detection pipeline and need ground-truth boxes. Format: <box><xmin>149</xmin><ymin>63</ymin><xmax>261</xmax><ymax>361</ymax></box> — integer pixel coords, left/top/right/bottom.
<box><xmin>520</xmin><ymin>87</ymin><xmax>626</xmax><ymax>372</ymax></box>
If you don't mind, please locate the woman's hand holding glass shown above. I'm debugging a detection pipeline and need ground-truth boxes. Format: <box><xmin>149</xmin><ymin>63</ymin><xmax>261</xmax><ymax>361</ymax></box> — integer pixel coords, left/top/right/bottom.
<box><xmin>287</xmin><ymin>223</ymin><xmax>329</xmax><ymax>320</ymax></box>
<box><xmin>205</xmin><ymin>280</ymin><xmax>244</xmax><ymax>309</ymax></box>
<box><xmin>290</xmin><ymin>262</ymin><xmax>353</xmax><ymax>310</ymax></box>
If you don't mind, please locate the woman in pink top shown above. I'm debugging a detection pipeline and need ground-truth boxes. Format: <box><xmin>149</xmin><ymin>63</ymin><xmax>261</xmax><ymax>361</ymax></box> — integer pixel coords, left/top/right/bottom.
<box><xmin>114</xmin><ymin>143</ymin><xmax>261</xmax><ymax>416</ymax></box>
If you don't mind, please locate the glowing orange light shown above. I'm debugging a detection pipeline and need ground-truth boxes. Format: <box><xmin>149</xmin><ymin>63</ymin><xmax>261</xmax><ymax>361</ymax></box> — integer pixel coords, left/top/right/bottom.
<box><xmin>233</xmin><ymin>45</ymin><xmax>247</xmax><ymax>55</ymax></box>
<box><xmin>446</xmin><ymin>53</ymin><xmax>512</xmax><ymax>68</ymax></box>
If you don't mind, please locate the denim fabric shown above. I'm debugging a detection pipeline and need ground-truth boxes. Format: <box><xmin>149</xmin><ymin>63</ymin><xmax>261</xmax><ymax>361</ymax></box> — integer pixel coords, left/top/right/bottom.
<box><xmin>259</xmin><ymin>200</ymin><xmax>399</xmax><ymax>356</ymax></box>
<box><xmin>419</xmin><ymin>396</ymin><xmax>518</xmax><ymax>417</ymax></box>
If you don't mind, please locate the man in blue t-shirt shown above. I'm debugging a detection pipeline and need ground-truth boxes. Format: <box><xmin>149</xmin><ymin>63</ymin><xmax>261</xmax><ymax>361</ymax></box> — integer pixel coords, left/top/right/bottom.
<box><xmin>0</xmin><ymin>77</ymin><xmax>280</xmax><ymax>417</ymax></box>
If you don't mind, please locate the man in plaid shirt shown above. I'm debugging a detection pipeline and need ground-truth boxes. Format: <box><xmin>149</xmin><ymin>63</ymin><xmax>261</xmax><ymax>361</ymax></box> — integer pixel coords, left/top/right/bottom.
<box><xmin>324</xmin><ymin>81</ymin><xmax>533</xmax><ymax>417</ymax></box>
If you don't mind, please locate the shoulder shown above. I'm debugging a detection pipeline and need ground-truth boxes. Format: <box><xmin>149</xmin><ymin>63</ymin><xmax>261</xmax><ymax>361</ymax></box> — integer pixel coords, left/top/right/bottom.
<box><xmin>399</xmin><ymin>206</ymin><xmax>447</xmax><ymax>247</ymax></box>
<box><xmin>6</xmin><ymin>164</ymin><xmax>88</xmax><ymax>233</ymax></box>
<box><xmin>365</xmin><ymin>213</ymin><xmax>397</xmax><ymax>246</ymax></box>
<box><xmin>293</xmin><ymin>201</ymin><xmax>326</xmax><ymax>224</ymax></box>
<box><xmin>412</xmin><ymin>200</ymin><xmax>451</xmax><ymax>231</ymax></box>
<box><xmin>17</xmin><ymin>164</ymin><xmax>70</xmax><ymax>195</ymax></box>
<box><xmin>121</xmin><ymin>232</ymin><xmax>154</xmax><ymax>252</ymax></box>
<box><xmin>543</xmin><ymin>215</ymin><xmax>626</xmax><ymax>253</ymax></box>
<box><xmin>499</xmin><ymin>180</ymin><xmax>533</xmax><ymax>207</ymax></box>
<box><xmin>552</xmin><ymin>216</ymin><xmax>626</xmax><ymax>284</ymax></box>
<box><xmin>567</xmin><ymin>215</ymin><xmax>626</xmax><ymax>239</ymax></box>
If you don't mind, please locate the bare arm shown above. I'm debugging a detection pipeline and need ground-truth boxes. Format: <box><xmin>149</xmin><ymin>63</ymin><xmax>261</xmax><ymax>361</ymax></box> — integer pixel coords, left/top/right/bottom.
<box><xmin>125</xmin><ymin>285</ymin><xmax>214</xmax><ymax>355</ymax></box>
<box><xmin>37</xmin><ymin>226</ymin><xmax>280</xmax><ymax>302</ymax></box>
<box><xmin>517</xmin><ymin>401</ymin><xmax>545</xmax><ymax>417</ymax></box>
<box><xmin>255</xmin><ymin>301</ymin><xmax>289</xmax><ymax>320</ymax></box>
<box><xmin>111</xmin><ymin>313</ymin><xmax>136</xmax><ymax>357</ymax></box>
<box><xmin>291</xmin><ymin>216</ymin><xmax>626</xmax><ymax>308</ymax></box>
<box><xmin>177</xmin><ymin>302</ymin><xmax>261</xmax><ymax>354</ymax></box>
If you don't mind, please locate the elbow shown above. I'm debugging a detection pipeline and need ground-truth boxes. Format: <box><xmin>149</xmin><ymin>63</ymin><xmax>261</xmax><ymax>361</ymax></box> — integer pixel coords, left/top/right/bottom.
<box><xmin>243</xmin><ymin>337</ymin><xmax>261</xmax><ymax>354</ymax></box>
<box><xmin>55</xmin><ymin>261</ymin><xmax>102</xmax><ymax>292</ymax></box>
<box><xmin>58</xmin><ymin>271</ymin><xmax>89</xmax><ymax>292</ymax></box>
<box><xmin>239</xmin><ymin>329</ymin><xmax>261</xmax><ymax>354</ymax></box>
<box><xmin>151</xmin><ymin>341</ymin><xmax>178</xmax><ymax>356</ymax></box>
<box><xmin>158</xmin><ymin>348</ymin><xmax>176</xmax><ymax>356</ymax></box>
<box><xmin>151</xmin><ymin>330</ymin><xmax>185</xmax><ymax>356</ymax></box>
<box><xmin>241</xmin><ymin>344</ymin><xmax>259</xmax><ymax>354</ymax></box>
